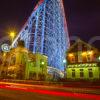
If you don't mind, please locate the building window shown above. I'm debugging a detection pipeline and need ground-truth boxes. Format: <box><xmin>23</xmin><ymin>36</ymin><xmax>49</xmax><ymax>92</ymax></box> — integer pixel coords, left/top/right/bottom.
<box><xmin>72</xmin><ymin>69</ymin><xmax>75</xmax><ymax>77</ymax></box>
<box><xmin>10</xmin><ymin>56</ymin><xmax>16</xmax><ymax>66</ymax></box>
<box><xmin>4</xmin><ymin>61</ymin><xmax>8</xmax><ymax>66</ymax></box>
<box><xmin>87</xmin><ymin>55</ymin><xmax>91</xmax><ymax>62</ymax></box>
<box><xmin>82</xmin><ymin>55</ymin><xmax>87</xmax><ymax>62</ymax></box>
<box><xmin>88</xmin><ymin>69</ymin><xmax>93</xmax><ymax>78</ymax></box>
<box><xmin>38</xmin><ymin>73</ymin><xmax>45</xmax><ymax>80</ymax></box>
<box><xmin>80</xmin><ymin>69</ymin><xmax>84</xmax><ymax>78</ymax></box>
<box><xmin>80</xmin><ymin>69</ymin><xmax>83</xmax><ymax>71</ymax></box>
<box><xmin>68</xmin><ymin>53</ymin><xmax>75</xmax><ymax>63</ymax></box>
<box><xmin>29</xmin><ymin>72</ymin><xmax>36</xmax><ymax>80</ymax></box>
<box><xmin>72</xmin><ymin>57</ymin><xmax>75</xmax><ymax>63</ymax></box>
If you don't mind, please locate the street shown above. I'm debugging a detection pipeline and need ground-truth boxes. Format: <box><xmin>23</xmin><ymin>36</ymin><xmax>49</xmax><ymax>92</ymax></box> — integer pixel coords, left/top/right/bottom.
<box><xmin>0</xmin><ymin>82</ymin><xmax>100</xmax><ymax>100</ymax></box>
<box><xmin>0</xmin><ymin>88</ymin><xmax>69</xmax><ymax>100</ymax></box>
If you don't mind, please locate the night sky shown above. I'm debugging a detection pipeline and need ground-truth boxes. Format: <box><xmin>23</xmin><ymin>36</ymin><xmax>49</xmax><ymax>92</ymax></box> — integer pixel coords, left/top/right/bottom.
<box><xmin>0</xmin><ymin>0</ymin><xmax>100</xmax><ymax>49</ymax></box>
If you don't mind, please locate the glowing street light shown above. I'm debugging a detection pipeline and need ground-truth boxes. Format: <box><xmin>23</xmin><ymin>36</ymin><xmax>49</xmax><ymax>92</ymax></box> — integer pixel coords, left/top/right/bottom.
<box><xmin>82</xmin><ymin>52</ymin><xmax>87</xmax><ymax>56</ymax></box>
<box><xmin>41</xmin><ymin>61</ymin><xmax>45</xmax><ymax>78</ymax></box>
<box><xmin>88</xmin><ymin>51</ymin><xmax>93</xmax><ymax>55</ymax></box>
<box><xmin>63</xmin><ymin>59</ymin><xmax>66</xmax><ymax>78</ymax></box>
<box><xmin>9</xmin><ymin>31</ymin><xmax>16</xmax><ymax>43</ymax></box>
<box><xmin>41</xmin><ymin>61</ymin><xmax>45</xmax><ymax>65</ymax></box>
<box><xmin>10</xmin><ymin>32</ymin><xmax>15</xmax><ymax>38</ymax></box>
<box><xmin>68</xmin><ymin>53</ymin><xmax>74</xmax><ymax>57</ymax></box>
<box><xmin>63</xmin><ymin>59</ymin><xmax>66</xmax><ymax>64</ymax></box>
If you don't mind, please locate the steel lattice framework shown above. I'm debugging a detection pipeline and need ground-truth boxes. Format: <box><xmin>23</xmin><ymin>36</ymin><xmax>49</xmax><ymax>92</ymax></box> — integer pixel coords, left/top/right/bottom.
<box><xmin>12</xmin><ymin>0</ymin><xmax>70</xmax><ymax>70</ymax></box>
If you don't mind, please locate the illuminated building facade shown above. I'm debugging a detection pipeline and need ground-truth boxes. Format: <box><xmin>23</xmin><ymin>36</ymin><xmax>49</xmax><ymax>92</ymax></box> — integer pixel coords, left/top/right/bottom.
<box><xmin>66</xmin><ymin>39</ymin><xmax>100</xmax><ymax>80</ymax></box>
<box><xmin>0</xmin><ymin>41</ymin><xmax>48</xmax><ymax>80</ymax></box>
<box><xmin>12</xmin><ymin>0</ymin><xmax>70</xmax><ymax>70</ymax></box>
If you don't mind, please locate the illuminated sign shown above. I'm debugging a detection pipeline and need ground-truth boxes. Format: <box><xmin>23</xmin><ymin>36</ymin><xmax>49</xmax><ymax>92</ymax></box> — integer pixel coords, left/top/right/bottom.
<box><xmin>68</xmin><ymin>63</ymin><xmax>97</xmax><ymax>68</ymax></box>
<box><xmin>1</xmin><ymin>44</ymin><xmax>10</xmax><ymax>52</ymax></box>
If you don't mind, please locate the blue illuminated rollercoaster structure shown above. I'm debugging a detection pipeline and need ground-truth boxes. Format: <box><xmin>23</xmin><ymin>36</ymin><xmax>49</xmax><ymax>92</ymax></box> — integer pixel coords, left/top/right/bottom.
<box><xmin>12</xmin><ymin>0</ymin><xmax>70</xmax><ymax>70</ymax></box>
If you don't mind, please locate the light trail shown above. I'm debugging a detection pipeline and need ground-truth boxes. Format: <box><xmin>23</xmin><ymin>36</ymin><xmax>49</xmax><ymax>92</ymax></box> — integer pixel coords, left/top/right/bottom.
<box><xmin>0</xmin><ymin>83</ymin><xmax>100</xmax><ymax>100</ymax></box>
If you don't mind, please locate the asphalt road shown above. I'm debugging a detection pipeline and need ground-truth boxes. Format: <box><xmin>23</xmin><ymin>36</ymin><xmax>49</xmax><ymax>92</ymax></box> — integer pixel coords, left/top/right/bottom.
<box><xmin>0</xmin><ymin>88</ymin><xmax>86</xmax><ymax>100</ymax></box>
<box><xmin>0</xmin><ymin>82</ymin><xmax>100</xmax><ymax>100</ymax></box>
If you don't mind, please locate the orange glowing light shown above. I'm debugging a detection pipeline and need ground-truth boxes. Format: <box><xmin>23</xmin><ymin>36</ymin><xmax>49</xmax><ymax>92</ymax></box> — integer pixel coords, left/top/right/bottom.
<box><xmin>88</xmin><ymin>51</ymin><xmax>93</xmax><ymax>55</ymax></box>
<box><xmin>10</xmin><ymin>31</ymin><xmax>15</xmax><ymax>38</ymax></box>
<box><xmin>82</xmin><ymin>52</ymin><xmax>87</xmax><ymax>56</ymax></box>
<box><xmin>68</xmin><ymin>53</ymin><xmax>74</xmax><ymax>57</ymax></box>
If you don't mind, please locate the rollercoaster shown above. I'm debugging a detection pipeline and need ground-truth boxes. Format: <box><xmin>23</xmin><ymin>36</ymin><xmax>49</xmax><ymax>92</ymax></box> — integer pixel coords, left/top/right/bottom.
<box><xmin>12</xmin><ymin>0</ymin><xmax>70</xmax><ymax>70</ymax></box>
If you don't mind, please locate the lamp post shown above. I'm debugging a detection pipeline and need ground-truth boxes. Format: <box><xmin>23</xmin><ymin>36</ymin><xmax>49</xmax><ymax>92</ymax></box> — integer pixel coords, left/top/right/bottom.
<box><xmin>41</xmin><ymin>61</ymin><xmax>45</xmax><ymax>73</ymax></box>
<box><xmin>63</xmin><ymin>59</ymin><xmax>66</xmax><ymax>78</ymax></box>
<box><xmin>41</xmin><ymin>61</ymin><xmax>45</xmax><ymax>65</ymax></box>
<box><xmin>41</xmin><ymin>61</ymin><xmax>45</xmax><ymax>80</ymax></box>
<box><xmin>9</xmin><ymin>31</ymin><xmax>15</xmax><ymax>44</ymax></box>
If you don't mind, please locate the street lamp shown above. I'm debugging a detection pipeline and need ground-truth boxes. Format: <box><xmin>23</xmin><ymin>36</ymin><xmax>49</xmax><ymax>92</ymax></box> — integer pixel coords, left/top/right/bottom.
<box><xmin>63</xmin><ymin>59</ymin><xmax>66</xmax><ymax>78</ymax></box>
<box><xmin>63</xmin><ymin>59</ymin><xmax>66</xmax><ymax>64</ymax></box>
<box><xmin>41</xmin><ymin>61</ymin><xmax>45</xmax><ymax>65</ymax></box>
<box><xmin>41</xmin><ymin>61</ymin><xmax>45</xmax><ymax>80</ymax></box>
<box><xmin>9</xmin><ymin>31</ymin><xmax>15</xmax><ymax>43</ymax></box>
<box><xmin>41</xmin><ymin>61</ymin><xmax>45</xmax><ymax>72</ymax></box>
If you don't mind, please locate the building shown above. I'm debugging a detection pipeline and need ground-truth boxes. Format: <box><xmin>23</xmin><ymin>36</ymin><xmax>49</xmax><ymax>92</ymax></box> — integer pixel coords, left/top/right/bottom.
<box><xmin>0</xmin><ymin>41</ymin><xmax>48</xmax><ymax>80</ymax></box>
<box><xmin>66</xmin><ymin>39</ymin><xmax>100</xmax><ymax>80</ymax></box>
<box><xmin>25</xmin><ymin>52</ymin><xmax>48</xmax><ymax>80</ymax></box>
<box><xmin>12</xmin><ymin>0</ymin><xmax>70</xmax><ymax>70</ymax></box>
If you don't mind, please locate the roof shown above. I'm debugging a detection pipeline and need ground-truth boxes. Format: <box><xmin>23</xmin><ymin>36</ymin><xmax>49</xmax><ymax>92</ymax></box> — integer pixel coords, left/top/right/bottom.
<box><xmin>68</xmin><ymin>38</ymin><xmax>98</xmax><ymax>53</ymax></box>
